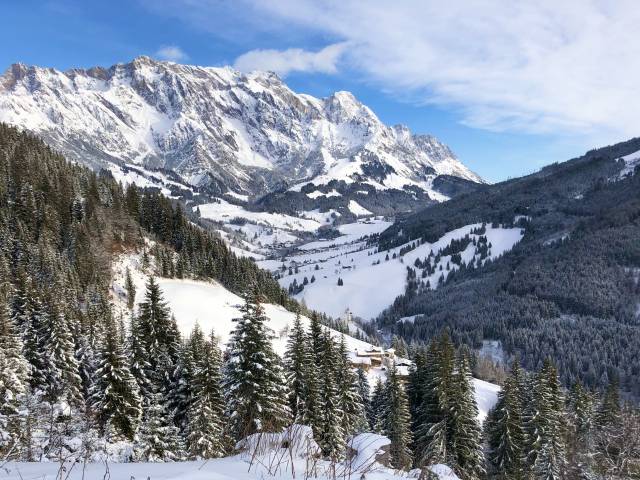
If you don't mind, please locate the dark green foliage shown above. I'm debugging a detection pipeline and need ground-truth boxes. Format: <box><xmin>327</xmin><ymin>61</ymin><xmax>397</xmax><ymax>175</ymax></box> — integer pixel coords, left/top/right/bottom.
<box><xmin>284</xmin><ymin>311</ymin><xmax>307</xmax><ymax>422</ymax></box>
<box><xmin>223</xmin><ymin>287</ymin><xmax>291</xmax><ymax>440</ymax></box>
<box><xmin>487</xmin><ymin>361</ymin><xmax>526</xmax><ymax>478</ymax></box>
<box><xmin>186</xmin><ymin>330</ymin><xmax>226</xmax><ymax>459</ymax></box>
<box><xmin>91</xmin><ymin>312</ymin><xmax>141</xmax><ymax>441</ymax></box>
<box><xmin>384</xmin><ymin>365</ymin><xmax>413</xmax><ymax>470</ymax></box>
<box><xmin>378</xmin><ymin>140</ymin><xmax>640</xmax><ymax>395</ymax></box>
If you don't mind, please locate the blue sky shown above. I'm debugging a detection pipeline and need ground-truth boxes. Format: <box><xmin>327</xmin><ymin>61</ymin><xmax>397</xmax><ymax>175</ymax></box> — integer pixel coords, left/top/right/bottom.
<box><xmin>2</xmin><ymin>0</ymin><xmax>637</xmax><ymax>182</ymax></box>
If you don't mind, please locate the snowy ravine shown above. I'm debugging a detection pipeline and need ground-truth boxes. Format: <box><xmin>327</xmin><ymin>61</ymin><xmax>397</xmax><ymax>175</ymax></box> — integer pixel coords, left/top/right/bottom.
<box><xmin>258</xmin><ymin>222</ymin><xmax>525</xmax><ymax>320</ymax></box>
<box><xmin>110</xmin><ymin>251</ymin><xmax>500</xmax><ymax>422</ymax></box>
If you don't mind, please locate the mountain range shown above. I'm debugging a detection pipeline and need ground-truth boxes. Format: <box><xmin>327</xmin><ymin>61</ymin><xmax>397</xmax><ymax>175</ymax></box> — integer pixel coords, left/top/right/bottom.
<box><xmin>0</xmin><ymin>56</ymin><xmax>481</xmax><ymax>216</ymax></box>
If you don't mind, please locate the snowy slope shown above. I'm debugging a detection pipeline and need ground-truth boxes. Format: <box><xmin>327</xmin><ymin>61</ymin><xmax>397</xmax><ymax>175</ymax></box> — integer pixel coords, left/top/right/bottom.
<box><xmin>618</xmin><ymin>149</ymin><xmax>640</xmax><ymax>178</ymax></box>
<box><xmin>110</xmin><ymin>250</ymin><xmax>499</xmax><ymax>421</ymax></box>
<box><xmin>0</xmin><ymin>57</ymin><xmax>481</xmax><ymax>200</ymax></box>
<box><xmin>259</xmin><ymin>222</ymin><xmax>524</xmax><ymax>320</ymax></box>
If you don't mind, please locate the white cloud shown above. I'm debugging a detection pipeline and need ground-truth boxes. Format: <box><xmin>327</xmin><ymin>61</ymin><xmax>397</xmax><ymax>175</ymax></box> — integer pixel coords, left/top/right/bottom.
<box><xmin>144</xmin><ymin>0</ymin><xmax>640</xmax><ymax>141</ymax></box>
<box><xmin>233</xmin><ymin>43</ymin><xmax>347</xmax><ymax>76</ymax></box>
<box><xmin>155</xmin><ymin>45</ymin><xmax>189</xmax><ymax>62</ymax></box>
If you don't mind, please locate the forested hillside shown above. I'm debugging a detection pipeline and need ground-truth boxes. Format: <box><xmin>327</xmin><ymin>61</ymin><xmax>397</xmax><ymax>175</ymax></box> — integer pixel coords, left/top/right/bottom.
<box><xmin>377</xmin><ymin>139</ymin><xmax>640</xmax><ymax>396</ymax></box>
<box><xmin>0</xmin><ymin>123</ymin><xmax>295</xmax><ymax>312</ymax></box>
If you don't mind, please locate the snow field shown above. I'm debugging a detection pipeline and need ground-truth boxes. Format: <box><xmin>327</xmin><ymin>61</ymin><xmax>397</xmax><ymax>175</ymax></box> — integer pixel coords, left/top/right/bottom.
<box><xmin>269</xmin><ymin>223</ymin><xmax>524</xmax><ymax>320</ymax></box>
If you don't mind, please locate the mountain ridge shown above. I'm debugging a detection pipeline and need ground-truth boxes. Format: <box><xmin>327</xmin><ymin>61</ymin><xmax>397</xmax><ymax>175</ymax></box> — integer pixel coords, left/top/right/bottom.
<box><xmin>0</xmin><ymin>56</ymin><xmax>481</xmax><ymax>211</ymax></box>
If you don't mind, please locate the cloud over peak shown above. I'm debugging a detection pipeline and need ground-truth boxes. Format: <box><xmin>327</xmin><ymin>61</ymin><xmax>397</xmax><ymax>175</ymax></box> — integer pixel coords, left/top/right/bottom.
<box><xmin>233</xmin><ymin>43</ymin><xmax>347</xmax><ymax>76</ymax></box>
<box><xmin>155</xmin><ymin>45</ymin><xmax>189</xmax><ymax>62</ymax></box>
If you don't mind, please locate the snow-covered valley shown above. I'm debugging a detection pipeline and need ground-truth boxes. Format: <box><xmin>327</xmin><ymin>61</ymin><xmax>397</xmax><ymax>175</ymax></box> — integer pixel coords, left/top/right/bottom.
<box><xmin>257</xmin><ymin>220</ymin><xmax>524</xmax><ymax>320</ymax></box>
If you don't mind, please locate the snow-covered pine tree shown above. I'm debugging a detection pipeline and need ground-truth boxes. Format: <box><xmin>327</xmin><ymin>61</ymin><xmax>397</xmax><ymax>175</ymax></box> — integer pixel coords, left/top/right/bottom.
<box><xmin>186</xmin><ymin>330</ymin><xmax>226</xmax><ymax>459</ymax></box>
<box><xmin>137</xmin><ymin>277</ymin><xmax>170</xmax><ymax>364</ymax></box>
<box><xmin>595</xmin><ymin>378</ymin><xmax>621</xmax><ymax>429</ymax></box>
<box><xmin>91</xmin><ymin>310</ymin><xmax>141</xmax><ymax>441</ymax></box>
<box><xmin>224</xmin><ymin>287</ymin><xmax>290</xmax><ymax>441</ymax></box>
<box><xmin>565</xmin><ymin>381</ymin><xmax>595</xmax><ymax>478</ymax></box>
<box><xmin>303</xmin><ymin>312</ymin><xmax>323</xmax><ymax>437</ymax></box>
<box><xmin>487</xmin><ymin>361</ymin><xmax>526</xmax><ymax>478</ymax></box>
<box><xmin>128</xmin><ymin>312</ymin><xmax>152</xmax><ymax>404</ymax></box>
<box><xmin>336</xmin><ymin>335</ymin><xmax>367</xmax><ymax>435</ymax></box>
<box><xmin>21</xmin><ymin>293</ymin><xmax>48</xmax><ymax>393</ymax></box>
<box><xmin>532</xmin><ymin>359</ymin><xmax>566</xmax><ymax>480</ymax></box>
<box><xmin>414</xmin><ymin>336</ymin><xmax>452</xmax><ymax>467</ymax></box>
<box><xmin>355</xmin><ymin>367</ymin><xmax>372</xmax><ymax>429</ymax></box>
<box><xmin>0</xmin><ymin>345</ymin><xmax>26</xmax><ymax>457</ymax></box>
<box><xmin>0</xmin><ymin>279</ymin><xmax>29</xmax><ymax>400</ymax></box>
<box><xmin>370</xmin><ymin>378</ymin><xmax>387</xmax><ymax>434</ymax></box>
<box><xmin>384</xmin><ymin>364</ymin><xmax>413</xmax><ymax>470</ymax></box>
<box><xmin>40</xmin><ymin>297</ymin><xmax>83</xmax><ymax>407</ymax></box>
<box><xmin>448</xmin><ymin>355</ymin><xmax>484</xmax><ymax>479</ymax></box>
<box><xmin>170</xmin><ymin>326</ymin><xmax>202</xmax><ymax>435</ymax></box>
<box><xmin>407</xmin><ymin>347</ymin><xmax>428</xmax><ymax>431</ymax></box>
<box><xmin>135</xmin><ymin>386</ymin><xmax>180</xmax><ymax>462</ymax></box>
<box><xmin>317</xmin><ymin>331</ymin><xmax>345</xmax><ymax>459</ymax></box>
<box><xmin>284</xmin><ymin>311</ymin><xmax>307</xmax><ymax>422</ymax></box>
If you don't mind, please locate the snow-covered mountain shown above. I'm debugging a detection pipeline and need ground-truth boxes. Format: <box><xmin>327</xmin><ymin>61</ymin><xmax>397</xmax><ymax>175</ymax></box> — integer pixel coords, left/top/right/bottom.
<box><xmin>0</xmin><ymin>56</ymin><xmax>481</xmax><ymax>203</ymax></box>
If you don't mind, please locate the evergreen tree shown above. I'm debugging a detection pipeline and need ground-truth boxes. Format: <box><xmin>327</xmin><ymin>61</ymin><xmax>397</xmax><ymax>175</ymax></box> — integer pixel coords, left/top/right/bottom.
<box><xmin>355</xmin><ymin>367</ymin><xmax>372</xmax><ymax>429</ymax></box>
<box><xmin>41</xmin><ymin>299</ymin><xmax>83</xmax><ymax>406</ymax></box>
<box><xmin>284</xmin><ymin>311</ymin><xmax>307</xmax><ymax>422</ymax></box>
<box><xmin>448</xmin><ymin>355</ymin><xmax>484</xmax><ymax>479</ymax></box>
<box><xmin>91</xmin><ymin>311</ymin><xmax>141</xmax><ymax>441</ymax></box>
<box><xmin>186</xmin><ymin>331</ymin><xmax>226</xmax><ymax>459</ymax></box>
<box><xmin>370</xmin><ymin>378</ymin><xmax>387</xmax><ymax>433</ymax></box>
<box><xmin>487</xmin><ymin>361</ymin><xmax>526</xmax><ymax>479</ymax></box>
<box><xmin>384</xmin><ymin>364</ymin><xmax>413</xmax><ymax>469</ymax></box>
<box><xmin>317</xmin><ymin>331</ymin><xmax>345</xmax><ymax>459</ymax></box>
<box><xmin>336</xmin><ymin>335</ymin><xmax>367</xmax><ymax>435</ymax></box>
<box><xmin>531</xmin><ymin>359</ymin><xmax>566</xmax><ymax>480</ymax></box>
<box><xmin>128</xmin><ymin>313</ymin><xmax>152</xmax><ymax>404</ymax></box>
<box><xmin>303</xmin><ymin>313</ymin><xmax>324</xmax><ymax>437</ymax></box>
<box><xmin>224</xmin><ymin>287</ymin><xmax>290</xmax><ymax>440</ymax></box>
<box><xmin>135</xmin><ymin>387</ymin><xmax>181</xmax><ymax>462</ymax></box>
<box><xmin>565</xmin><ymin>381</ymin><xmax>595</xmax><ymax>478</ymax></box>
<box><xmin>414</xmin><ymin>336</ymin><xmax>452</xmax><ymax>466</ymax></box>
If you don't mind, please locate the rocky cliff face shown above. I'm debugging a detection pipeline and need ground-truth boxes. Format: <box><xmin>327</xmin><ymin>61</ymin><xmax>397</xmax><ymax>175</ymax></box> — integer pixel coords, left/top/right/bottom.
<box><xmin>0</xmin><ymin>56</ymin><xmax>481</xmax><ymax>205</ymax></box>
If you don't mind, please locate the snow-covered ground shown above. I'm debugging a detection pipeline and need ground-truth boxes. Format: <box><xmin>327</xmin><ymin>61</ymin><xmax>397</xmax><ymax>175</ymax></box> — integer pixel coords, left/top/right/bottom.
<box><xmin>473</xmin><ymin>379</ymin><xmax>502</xmax><ymax>423</ymax></box>
<box><xmin>618</xmin><ymin>149</ymin><xmax>640</xmax><ymax>178</ymax></box>
<box><xmin>110</xmin><ymin>252</ymin><xmax>499</xmax><ymax>422</ymax></box>
<box><xmin>261</xmin><ymin>223</ymin><xmax>524</xmax><ymax>321</ymax></box>
<box><xmin>197</xmin><ymin>198</ymin><xmax>336</xmax><ymax>233</ymax></box>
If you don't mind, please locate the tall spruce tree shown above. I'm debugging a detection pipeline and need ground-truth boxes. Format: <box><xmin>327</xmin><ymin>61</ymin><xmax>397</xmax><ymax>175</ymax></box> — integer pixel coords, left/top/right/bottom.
<box><xmin>284</xmin><ymin>311</ymin><xmax>307</xmax><ymax>422</ymax></box>
<box><xmin>336</xmin><ymin>335</ymin><xmax>367</xmax><ymax>435</ymax></box>
<box><xmin>135</xmin><ymin>386</ymin><xmax>181</xmax><ymax>462</ymax></box>
<box><xmin>355</xmin><ymin>367</ymin><xmax>372</xmax><ymax>429</ymax></box>
<box><xmin>487</xmin><ymin>360</ymin><xmax>526</xmax><ymax>479</ymax></box>
<box><xmin>317</xmin><ymin>331</ymin><xmax>345</xmax><ymax>459</ymax></box>
<box><xmin>448</xmin><ymin>355</ymin><xmax>484</xmax><ymax>479</ymax></box>
<box><xmin>303</xmin><ymin>312</ymin><xmax>324</xmax><ymax>437</ymax></box>
<box><xmin>414</xmin><ymin>336</ymin><xmax>452</xmax><ymax>466</ymax></box>
<box><xmin>384</xmin><ymin>364</ymin><xmax>413</xmax><ymax>470</ymax></box>
<box><xmin>531</xmin><ymin>359</ymin><xmax>566</xmax><ymax>480</ymax></box>
<box><xmin>91</xmin><ymin>311</ymin><xmax>141</xmax><ymax>441</ymax></box>
<box><xmin>41</xmin><ymin>298</ymin><xmax>83</xmax><ymax>407</ymax></box>
<box><xmin>224</xmin><ymin>287</ymin><xmax>290</xmax><ymax>440</ymax></box>
<box><xmin>186</xmin><ymin>330</ymin><xmax>226</xmax><ymax>459</ymax></box>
